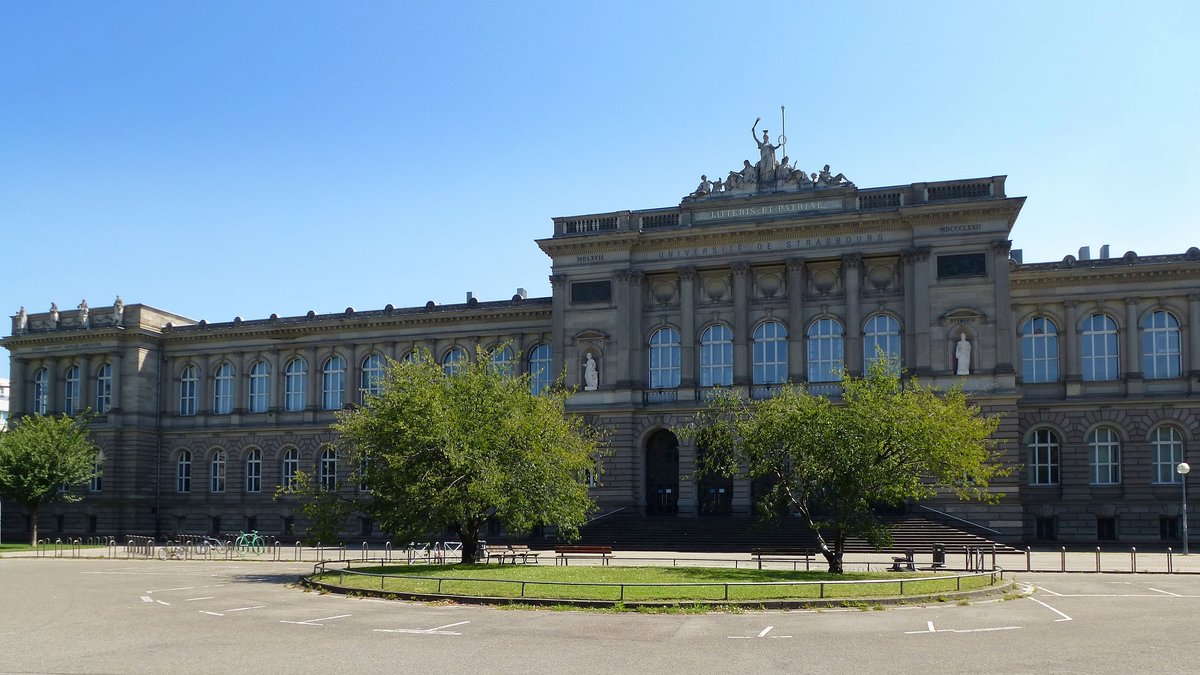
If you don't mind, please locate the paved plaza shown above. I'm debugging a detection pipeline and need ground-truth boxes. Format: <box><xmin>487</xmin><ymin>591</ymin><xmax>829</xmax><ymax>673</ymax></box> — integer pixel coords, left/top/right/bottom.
<box><xmin>3</xmin><ymin>552</ymin><xmax>1200</xmax><ymax>674</ymax></box>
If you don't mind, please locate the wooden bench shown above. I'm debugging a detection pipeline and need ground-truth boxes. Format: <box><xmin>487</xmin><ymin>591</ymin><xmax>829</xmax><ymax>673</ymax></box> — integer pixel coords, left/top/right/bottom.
<box><xmin>750</xmin><ymin>547</ymin><xmax>815</xmax><ymax>570</ymax></box>
<box><xmin>554</xmin><ymin>545</ymin><xmax>613</xmax><ymax>566</ymax></box>
<box><xmin>484</xmin><ymin>544</ymin><xmax>541</xmax><ymax>564</ymax></box>
<box><xmin>889</xmin><ymin>548</ymin><xmax>917</xmax><ymax>572</ymax></box>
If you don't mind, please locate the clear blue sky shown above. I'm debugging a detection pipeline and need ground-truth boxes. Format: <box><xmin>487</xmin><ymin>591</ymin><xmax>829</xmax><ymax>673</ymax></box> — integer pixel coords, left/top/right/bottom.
<box><xmin>3</xmin><ymin>1</ymin><xmax>1198</xmax><ymax>380</ymax></box>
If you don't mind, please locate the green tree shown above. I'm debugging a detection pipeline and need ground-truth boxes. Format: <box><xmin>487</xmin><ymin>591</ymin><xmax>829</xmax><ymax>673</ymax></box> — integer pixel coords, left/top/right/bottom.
<box><xmin>329</xmin><ymin>348</ymin><xmax>603</xmax><ymax>563</ymax></box>
<box><xmin>275</xmin><ymin>468</ymin><xmax>356</xmax><ymax>545</ymax></box>
<box><xmin>685</xmin><ymin>358</ymin><xmax>1006</xmax><ymax>573</ymax></box>
<box><xmin>0</xmin><ymin>414</ymin><xmax>100</xmax><ymax>545</ymax></box>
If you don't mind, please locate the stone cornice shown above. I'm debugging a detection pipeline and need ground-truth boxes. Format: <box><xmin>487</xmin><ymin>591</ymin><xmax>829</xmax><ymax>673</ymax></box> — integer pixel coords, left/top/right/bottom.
<box><xmin>1011</xmin><ymin>264</ymin><xmax>1200</xmax><ymax>290</ymax></box>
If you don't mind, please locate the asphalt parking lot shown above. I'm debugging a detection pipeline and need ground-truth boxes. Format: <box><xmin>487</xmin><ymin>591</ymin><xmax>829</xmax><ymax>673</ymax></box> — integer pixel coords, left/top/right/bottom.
<box><xmin>2</xmin><ymin>557</ymin><xmax>1198</xmax><ymax>674</ymax></box>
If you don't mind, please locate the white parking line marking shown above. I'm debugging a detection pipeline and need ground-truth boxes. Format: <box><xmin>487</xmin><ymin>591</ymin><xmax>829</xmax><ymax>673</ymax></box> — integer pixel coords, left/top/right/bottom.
<box><xmin>184</xmin><ymin>597</ymin><xmax>215</xmax><ymax>602</ymax></box>
<box><xmin>1028</xmin><ymin>597</ymin><xmax>1072</xmax><ymax>622</ymax></box>
<box><xmin>1147</xmin><ymin>588</ymin><xmax>1182</xmax><ymax>597</ymax></box>
<box><xmin>200</xmin><ymin>611</ymin><xmax>224</xmax><ymax>617</ymax></box>
<box><xmin>281</xmin><ymin>614</ymin><xmax>352</xmax><ymax>626</ymax></box>
<box><xmin>140</xmin><ymin>596</ymin><xmax>153</xmax><ymax>603</ymax></box>
<box><xmin>727</xmin><ymin>625</ymin><xmax>792</xmax><ymax>640</ymax></box>
<box><xmin>905</xmin><ymin>621</ymin><xmax>1020</xmax><ymax>635</ymax></box>
<box><xmin>374</xmin><ymin>620</ymin><xmax>470</xmax><ymax>636</ymax></box>
<box><xmin>1037</xmin><ymin>586</ymin><xmax>1064</xmax><ymax>596</ymax></box>
<box><xmin>155</xmin><ymin>600</ymin><xmax>171</xmax><ymax>606</ymax></box>
<box><xmin>758</xmin><ymin>626</ymin><xmax>773</xmax><ymax>638</ymax></box>
<box><xmin>226</xmin><ymin>606</ymin><xmax>265</xmax><ymax>612</ymax></box>
<box><xmin>146</xmin><ymin>584</ymin><xmax>226</xmax><ymax>595</ymax></box>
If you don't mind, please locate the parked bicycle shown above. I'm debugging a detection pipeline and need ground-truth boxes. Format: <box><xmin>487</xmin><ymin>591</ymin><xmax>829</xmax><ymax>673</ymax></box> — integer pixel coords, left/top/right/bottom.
<box><xmin>158</xmin><ymin>541</ymin><xmax>186</xmax><ymax>560</ymax></box>
<box><xmin>235</xmin><ymin>530</ymin><xmax>266</xmax><ymax>556</ymax></box>
<box><xmin>197</xmin><ymin>536</ymin><xmax>228</xmax><ymax>556</ymax></box>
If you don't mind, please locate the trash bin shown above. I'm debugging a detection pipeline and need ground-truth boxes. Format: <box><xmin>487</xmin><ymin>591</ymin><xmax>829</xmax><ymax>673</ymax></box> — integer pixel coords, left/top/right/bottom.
<box><xmin>932</xmin><ymin>543</ymin><xmax>946</xmax><ymax>568</ymax></box>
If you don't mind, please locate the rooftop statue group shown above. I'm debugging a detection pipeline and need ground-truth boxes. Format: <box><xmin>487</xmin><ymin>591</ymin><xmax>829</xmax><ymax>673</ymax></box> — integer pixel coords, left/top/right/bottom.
<box><xmin>13</xmin><ymin>296</ymin><xmax>124</xmax><ymax>334</ymax></box>
<box><xmin>688</xmin><ymin>118</ymin><xmax>852</xmax><ymax>200</ymax></box>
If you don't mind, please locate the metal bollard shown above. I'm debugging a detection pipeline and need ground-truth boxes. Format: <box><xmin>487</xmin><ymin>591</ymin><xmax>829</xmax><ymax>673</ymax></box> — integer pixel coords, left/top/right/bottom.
<box><xmin>1061</xmin><ymin>546</ymin><xmax>1066</xmax><ymax>572</ymax></box>
<box><xmin>1096</xmin><ymin>546</ymin><xmax>1101</xmax><ymax>572</ymax></box>
<box><xmin>1131</xmin><ymin>547</ymin><xmax>1136</xmax><ymax>573</ymax></box>
<box><xmin>1026</xmin><ymin>545</ymin><xmax>1032</xmax><ymax>572</ymax></box>
<box><xmin>1168</xmin><ymin>547</ymin><xmax>1174</xmax><ymax>574</ymax></box>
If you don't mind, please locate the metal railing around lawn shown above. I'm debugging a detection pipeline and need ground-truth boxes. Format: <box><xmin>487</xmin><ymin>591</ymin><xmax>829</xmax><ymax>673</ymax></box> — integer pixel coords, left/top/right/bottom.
<box><xmin>309</xmin><ymin>559</ymin><xmax>1003</xmax><ymax>603</ymax></box>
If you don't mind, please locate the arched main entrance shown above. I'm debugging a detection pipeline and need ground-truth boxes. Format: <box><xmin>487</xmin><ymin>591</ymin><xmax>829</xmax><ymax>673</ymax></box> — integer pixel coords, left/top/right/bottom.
<box><xmin>645</xmin><ymin>430</ymin><xmax>679</xmax><ymax>514</ymax></box>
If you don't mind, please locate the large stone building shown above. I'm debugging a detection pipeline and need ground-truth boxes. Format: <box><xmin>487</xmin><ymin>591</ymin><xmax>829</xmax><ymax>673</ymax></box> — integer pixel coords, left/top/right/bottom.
<box><xmin>4</xmin><ymin>135</ymin><xmax>1199</xmax><ymax>546</ymax></box>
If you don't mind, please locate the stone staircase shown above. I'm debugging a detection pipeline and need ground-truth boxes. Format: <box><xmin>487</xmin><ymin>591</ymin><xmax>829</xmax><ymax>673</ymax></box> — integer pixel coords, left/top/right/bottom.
<box><xmin>570</xmin><ymin>511</ymin><xmax>1021</xmax><ymax>555</ymax></box>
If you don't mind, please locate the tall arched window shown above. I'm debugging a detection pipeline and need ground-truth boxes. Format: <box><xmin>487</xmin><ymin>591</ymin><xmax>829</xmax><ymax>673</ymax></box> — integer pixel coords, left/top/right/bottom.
<box><xmin>245</xmin><ymin>448</ymin><xmax>262</xmax><ymax>493</ymax></box>
<box><xmin>318</xmin><ymin>447</ymin><xmax>337</xmax><ymax>491</ymax></box>
<box><xmin>1028</xmin><ymin>429</ymin><xmax>1060</xmax><ymax>485</ymax></box>
<box><xmin>1088</xmin><ymin>427</ymin><xmax>1121</xmax><ymax>485</ymax></box>
<box><xmin>1152</xmin><ymin>426</ymin><xmax>1185</xmax><ymax>484</ymax></box>
<box><xmin>807</xmin><ymin>318</ymin><xmax>844</xmax><ymax>383</ymax></box>
<box><xmin>89</xmin><ymin>451</ymin><xmax>104</xmax><ymax>492</ymax></box>
<box><xmin>489</xmin><ymin>345</ymin><xmax>514</xmax><ymax>377</ymax></box>
<box><xmin>863</xmin><ymin>314</ymin><xmax>901</xmax><ymax>371</ymax></box>
<box><xmin>248</xmin><ymin>361</ymin><xmax>270</xmax><ymax>413</ymax></box>
<box><xmin>179</xmin><ymin>365</ymin><xmax>199</xmax><ymax>416</ymax></box>
<box><xmin>442</xmin><ymin>346</ymin><xmax>467</xmax><ymax>376</ymax></box>
<box><xmin>699</xmin><ymin>324</ymin><xmax>734</xmax><ymax>387</ymax></box>
<box><xmin>64</xmin><ymin>365</ymin><xmax>80</xmax><ymax>415</ymax></box>
<box><xmin>213</xmin><ymin>363</ymin><xmax>234</xmax><ymax>415</ymax></box>
<box><xmin>33</xmin><ymin>367</ymin><xmax>48</xmax><ymax>415</ymax></box>
<box><xmin>1143</xmin><ymin>310</ymin><xmax>1181</xmax><ymax>379</ymax></box>
<box><xmin>752</xmin><ymin>320</ymin><xmax>788</xmax><ymax>385</ymax></box>
<box><xmin>360</xmin><ymin>354</ymin><xmax>385</xmax><ymax>403</ymax></box>
<box><xmin>95</xmin><ymin>363</ymin><xmax>112</xmax><ymax>413</ymax></box>
<box><xmin>1081</xmin><ymin>314</ymin><xmax>1119</xmax><ymax>381</ymax></box>
<box><xmin>177</xmin><ymin>450</ymin><xmax>192</xmax><ymax>493</ymax></box>
<box><xmin>281</xmin><ymin>448</ymin><xmax>299</xmax><ymax>490</ymax></box>
<box><xmin>210</xmin><ymin>450</ymin><xmax>226</xmax><ymax>493</ymax></box>
<box><xmin>648</xmin><ymin>328</ymin><xmax>681</xmax><ymax>389</ymax></box>
<box><xmin>529</xmin><ymin>344</ymin><xmax>552</xmax><ymax>395</ymax></box>
<box><xmin>1020</xmin><ymin>317</ymin><xmax>1059</xmax><ymax>383</ymax></box>
<box><xmin>321</xmin><ymin>355</ymin><xmax>346</xmax><ymax>410</ymax></box>
<box><xmin>284</xmin><ymin>358</ymin><xmax>307</xmax><ymax>412</ymax></box>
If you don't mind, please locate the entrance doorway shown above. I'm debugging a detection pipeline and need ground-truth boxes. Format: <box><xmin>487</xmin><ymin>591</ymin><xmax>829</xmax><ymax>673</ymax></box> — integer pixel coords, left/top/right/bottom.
<box><xmin>645</xmin><ymin>430</ymin><xmax>679</xmax><ymax>514</ymax></box>
<box><xmin>697</xmin><ymin>444</ymin><xmax>732</xmax><ymax>516</ymax></box>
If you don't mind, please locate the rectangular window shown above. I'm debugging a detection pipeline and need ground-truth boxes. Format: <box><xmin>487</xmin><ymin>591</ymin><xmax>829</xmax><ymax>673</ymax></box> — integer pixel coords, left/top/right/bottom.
<box><xmin>1160</xmin><ymin>516</ymin><xmax>1180</xmax><ymax>541</ymax></box>
<box><xmin>1035</xmin><ymin>516</ymin><xmax>1056</xmax><ymax>541</ymax></box>
<box><xmin>936</xmin><ymin>253</ymin><xmax>987</xmax><ymax>279</ymax></box>
<box><xmin>1096</xmin><ymin>516</ymin><xmax>1118</xmax><ymax>541</ymax></box>
<box><xmin>570</xmin><ymin>280</ymin><xmax>612</xmax><ymax>305</ymax></box>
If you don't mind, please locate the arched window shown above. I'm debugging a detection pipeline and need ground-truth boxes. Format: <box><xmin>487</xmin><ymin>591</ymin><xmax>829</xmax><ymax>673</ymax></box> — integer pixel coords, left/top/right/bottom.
<box><xmin>1020</xmin><ymin>317</ymin><xmax>1059</xmax><ymax>383</ymax></box>
<box><xmin>248</xmin><ymin>361</ymin><xmax>270</xmax><ymax>413</ymax></box>
<box><xmin>360</xmin><ymin>354</ymin><xmax>385</xmax><ymax>403</ymax></box>
<box><xmin>442</xmin><ymin>346</ymin><xmax>467</xmax><ymax>376</ymax></box>
<box><xmin>1143</xmin><ymin>310</ymin><xmax>1181</xmax><ymax>379</ymax></box>
<box><xmin>321</xmin><ymin>355</ymin><xmax>346</xmax><ymax>410</ymax></box>
<box><xmin>284</xmin><ymin>358</ymin><xmax>307</xmax><ymax>412</ymax></box>
<box><xmin>863</xmin><ymin>314</ymin><xmax>901</xmax><ymax>371</ymax></box>
<box><xmin>1152</xmin><ymin>426</ymin><xmax>1185</xmax><ymax>484</ymax></box>
<box><xmin>245</xmin><ymin>449</ymin><xmax>262</xmax><ymax>493</ymax></box>
<box><xmin>177</xmin><ymin>450</ymin><xmax>192</xmax><ymax>493</ymax></box>
<box><xmin>1088</xmin><ymin>427</ymin><xmax>1121</xmax><ymax>485</ymax></box>
<box><xmin>210</xmin><ymin>450</ymin><xmax>226</xmax><ymax>493</ymax></box>
<box><xmin>489</xmin><ymin>346</ymin><xmax>514</xmax><ymax>377</ymax></box>
<box><xmin>752</xmin><ymin>321</ymin><xmax>788</xmax><ymax>385</ymax></box>
<box><xmin>1028</xmin><ymin>429</ymin><xmax>1060</xmax><ymax>486</ymax></box>
<box><xmin>281</xmin><ymin>448</ymin><xmax>299</xmax><ymax>490</ymax></box>
<box><xmin>64</xmin><ymin>365</ymin><xmax>80</xmax><ymax>415</ymax></box>
<box><xmin>213</xmin><ymin>363</ymin><xmax>234</xmax><ymax>415</ymax></box>
<box><xmin>95</xmin><ymin>363</ymin><xmax>112</xmax><ymax>414</ymax></box>
<box><xmin>89</xmin><ymin>451</ymin><xmax>104</xmax><ymax>492</ymax></box>
<box><xmin>700</xmin><ymin>324</ymin><xmax>734</xmax><ymax>387</ymax></box>
<box><xmin>33</xmin><ymin>367</ymin><xmax>48</xmax><ymax>415</ymax></box>
<box><xmin>648</xmin><ymin>328</ymin><xmax>681</xmax><ymax>389</ymax></box>
<box><xmin>1081</xmin><ymin>314</ymin><xmax>1119</xmax><ymax>381</ymax></box>
<box><xmin>318</xmin><ymin>447</ymin><xmax>337</xmax><ymax>491</ymax></box>
<box><xmin>807</xmin><ymin>318</ymin><xmax>844</xmax><ymax>383</ymax></box>
<box><xmin>528</xmin><ymin>343</ymin><xmax>552</xmax><ymax>395</ymax></box>
<box><xmin>180</xmin><ymin>365</ymin><xmax>199</xmax><ymax>416</ymax></box>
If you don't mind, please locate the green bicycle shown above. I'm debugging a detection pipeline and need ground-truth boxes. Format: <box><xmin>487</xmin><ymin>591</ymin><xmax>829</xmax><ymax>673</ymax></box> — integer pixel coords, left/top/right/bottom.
<box><xmin>234</xmin><ymin>530</ymin><xmax>267</xmax><ymax>556</ymax></box>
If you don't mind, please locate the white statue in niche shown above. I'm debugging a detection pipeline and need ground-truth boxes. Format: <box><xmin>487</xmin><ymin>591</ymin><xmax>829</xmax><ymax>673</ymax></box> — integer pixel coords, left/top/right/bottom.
<box><xmin>955</xmin><ymin>333</ymin><xmax>972</xmax><ymax>376</ymax></box>
<box><xmin>583</xmin><ymin>353</ymin><xmax>599</xmax><ymax>391</ymax></box>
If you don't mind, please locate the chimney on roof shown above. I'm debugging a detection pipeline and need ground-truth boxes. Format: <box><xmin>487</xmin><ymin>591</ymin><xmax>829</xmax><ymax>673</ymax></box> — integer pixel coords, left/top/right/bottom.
<box><xmin>1100</xmin><ymin>244</ymin><xmax>1111</xmax><ymax>259</ymax></box>
<box><xmin>466</xmin><ymin>291</ymin><xmax>476</xmax><ymax>303</ymax></box>
<box><xmin>1010</xmin><ymin>249</ymin><xmax>1023</xmax><ymax>264</ymax></box>
<box><xmin>1079</xmin><ymin>246</ymin><xmax>1091</xmax><ymax>261</ymax></box>
<box><xmin>516</xmin><ymin>288</ymin><xmax>528</xmax><ymax>299</ymax></box>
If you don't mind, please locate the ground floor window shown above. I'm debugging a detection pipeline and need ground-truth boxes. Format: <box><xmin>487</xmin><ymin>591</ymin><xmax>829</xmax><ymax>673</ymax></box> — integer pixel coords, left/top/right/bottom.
<box><xmin>1096</xmin><ymin>516</ymin><xmax>1117</xmax><ymax>541</ymax></box>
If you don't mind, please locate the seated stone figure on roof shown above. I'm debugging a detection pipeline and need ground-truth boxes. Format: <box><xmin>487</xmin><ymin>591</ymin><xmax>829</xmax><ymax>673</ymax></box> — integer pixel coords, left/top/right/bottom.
<box><xmin>817</xmin><ymin>164</ymin><xmax>853</xmax><ymax>187</ymax></box>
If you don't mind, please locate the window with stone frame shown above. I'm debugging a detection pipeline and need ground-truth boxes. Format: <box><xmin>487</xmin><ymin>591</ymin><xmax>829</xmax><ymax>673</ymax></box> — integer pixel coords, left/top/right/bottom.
<box><xmin>1080</xmin><ymin>313</ymin><xmax>1119</xmax><ymax>381</ymax></box>
<box><xmin>528</xmin><ymin>343</ymin><xmax>552</xmax><ymax>395</ymax></box>
<box><xmin>863</xmin><ymin>314</ymin><xmax>901</xmax><ymax>372</ymax></box>
<box><xmin>1088</xmin><ymin>427</ymin><xmax>1121</xmax><ymax>485</ymax></box>
<box><xmin>442</xmin><ymin>346</ymin><xmax>467</xmax><ymax>376</ymax></box>
<box><xmin>359</xmin><ymin>354</ymin><xmax>385</xmax><ymax>403</ymax></box>
<box><xmin>321</xmin><ymin>355</ymin><xmax>346</xmax><ymax>410</ymax></box>
<box><xmin>699</xmin><ymin>324</ymin><xmax>733</xmax><ymax>388</ymax></box>
<box><xmin>1020</xmin><ymin>316</ymin><xmax>1059</xmax><ymax>383</ymax></box>
<box><xmin>1142</xmin><ymin>310</ymin><xmax>1181</xmax><ymax>379</ymax></box>
<box><xmin>33</xmin><ymin>367</ymin><xmax>48</xmax><ymax>415</ymax></box>
<box><xmin>63</xmin><ymin>365</ymin><xmax>80</xmax><ymax>415</ymax></box>
<box><xmin>177</xmin><ymin>450</ymin><xmax>192</xmax><ymax>493</ymax></box>
<box><xmin>648</xmin><ymin>327</ymin><xmax>681</xmax><ymax>389</ymax></box>
<box><xmin>806</xmin><ymin>317</ymin><xmax>844</xmax><ymax>383</ymax></box>
<box><xmin>281</xmin><ymin>448</ymin><xmax>299</xmax><ymax>490</ymax></box>
<box><xmin>89</xmin><ymin>451</ymin><xmax>104</xmax><ymax>492</ymax></box>
<box><xmin>95</xmin><ymin>363</ymin><xmax>112</xmax><ymax>413</ymax></box>
<box><xmin>1028</xmin><ymin>428</ymin><xmax>1060</xmax><ymax>485</ymax></box>
<box><xmin>180</xmin><ymin>365</ymin><xmax>199</xmax><ymax>416</ymax></box>
<box><xmin>1151</xmin><ymin>426</ymin><xmax>1185</xmax><ymax>484</ymax></box>
<box><xmin>248</xmin><ymin>360</ymin><xmax>270</xmax><ymax>413</ymax></box>
<box><xmin>210</xmin><ymin>449</ymin><xmax>226</xmax><ymax>493</ymax></box>
<box><xmin>213</xmin><ymin>363</ymin><xmax>234</xmax><ymax>415</ymax></box>
<box><xmin>489</xmin><ymin>345</ymin><xmax>514</xmax><ymax>377</ymax></box>
<box><xmin>245</xmin><ymin>448</ymin><xmax>262</xmax><ymax>493</ymax></box>
<box><xmin>752</xmin><ymin>320</ymin><xmax>788</xmax><ymax>385</ymax></box>
<box><xmin>318</xmin><ymin>447</ymin><xmax>338</xmax><ymax>491</ymax></box>
<box><xmin>284</xmin><ymin>358</ymin><xmax>307</xmax><ymax>412</ymax></box>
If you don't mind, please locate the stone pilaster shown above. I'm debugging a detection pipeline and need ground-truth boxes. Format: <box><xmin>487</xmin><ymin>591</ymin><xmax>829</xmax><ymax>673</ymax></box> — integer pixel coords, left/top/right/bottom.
<box><xmin>1190</xmin><ymin>294</ymin><xmax>1200</xmax><ymax>394</ymax></box>
<box><xmin>992</xmin><ymin>240</ymin><xmax>1015</xmax><ymax>374</ymax></box>
<box><xmin>550</xmin><ymin>274</ymin><xmax>568</xmax><ymax>381</ymax></box>
<box><xmin>786</xmin><ymin>258</ymin><xmax>806</xmax><ymax>382</ymax></box>
<box><xmin>732</xmin><ymin>263</ymin><xmax>750</xmax><ymax>385</ymax></box>
<box><xmin>903</xmin><ymin>248</ymin><xmax>932</xmax><ymax>375</ymax></box>
<box><xmin>679</xmin><ymin>266</ymin><xmax>697</xmax><ymax>388</ymax></box>
<box><xmin>843</xmin><ymin>253</ymin><xmax>862</xmax><ymax>375</ymax></box>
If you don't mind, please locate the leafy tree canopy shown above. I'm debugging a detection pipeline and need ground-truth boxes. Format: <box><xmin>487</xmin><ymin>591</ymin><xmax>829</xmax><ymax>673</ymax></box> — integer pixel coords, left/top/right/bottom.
<box><xmin>326</xmin><ymin>347</ymin><xmax>604</xmax><ymax>562</ymax></box>
<box><xmin>685</xmin><ymin>358</ymin><xmax>1006</xmax><ymax>573</ymax></box>
<box><xmin>0</xmin><ymin>413</ymin><xmax>100</xmax><ymax>545</ymax></box>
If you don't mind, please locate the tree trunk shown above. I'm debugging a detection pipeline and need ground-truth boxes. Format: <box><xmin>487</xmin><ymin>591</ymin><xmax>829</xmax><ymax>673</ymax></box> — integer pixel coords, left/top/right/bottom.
<box><xmin>28</xmin><ymin>504</ymin><xmax>39</xmax><ymax>546</ymax></box>
<box><xmin>453</xmin><ymin>522</ymin><xmax>482</xmax><ymax>565</ymax></box>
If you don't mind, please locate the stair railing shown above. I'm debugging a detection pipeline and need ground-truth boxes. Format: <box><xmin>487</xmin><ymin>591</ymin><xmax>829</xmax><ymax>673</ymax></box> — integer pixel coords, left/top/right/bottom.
<box><xmin>915</xmin><ymin>504</ymin><xmax>1003</xmax><ymax>535</ymax></box>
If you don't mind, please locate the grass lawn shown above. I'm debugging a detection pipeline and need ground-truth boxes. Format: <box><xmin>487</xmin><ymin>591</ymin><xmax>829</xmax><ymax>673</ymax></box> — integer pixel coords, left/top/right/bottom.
<box><xmin>314</xmin><ymin>564</ymin><xmax>997</xmax><ymax>602</ymax></box>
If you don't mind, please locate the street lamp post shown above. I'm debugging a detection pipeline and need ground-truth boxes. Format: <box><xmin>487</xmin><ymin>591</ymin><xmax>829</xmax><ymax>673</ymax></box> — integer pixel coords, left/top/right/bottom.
<box><xmin>1178</xmin><ymin>462</ymin><xmax>1191</xmax><ymax>556</ymax></box>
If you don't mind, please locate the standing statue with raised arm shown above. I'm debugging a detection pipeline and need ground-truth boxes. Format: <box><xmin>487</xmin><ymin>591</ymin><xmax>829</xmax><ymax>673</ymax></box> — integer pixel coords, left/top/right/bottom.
<box><xmin>16</xmin><ymin>306</ymin><xmax>28</xmax><ymax>334</ymax></box>
<box><xmin>752</xmin><ymin>117</ymin><xmax>781</xmax><ymax>182</ymax></box>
